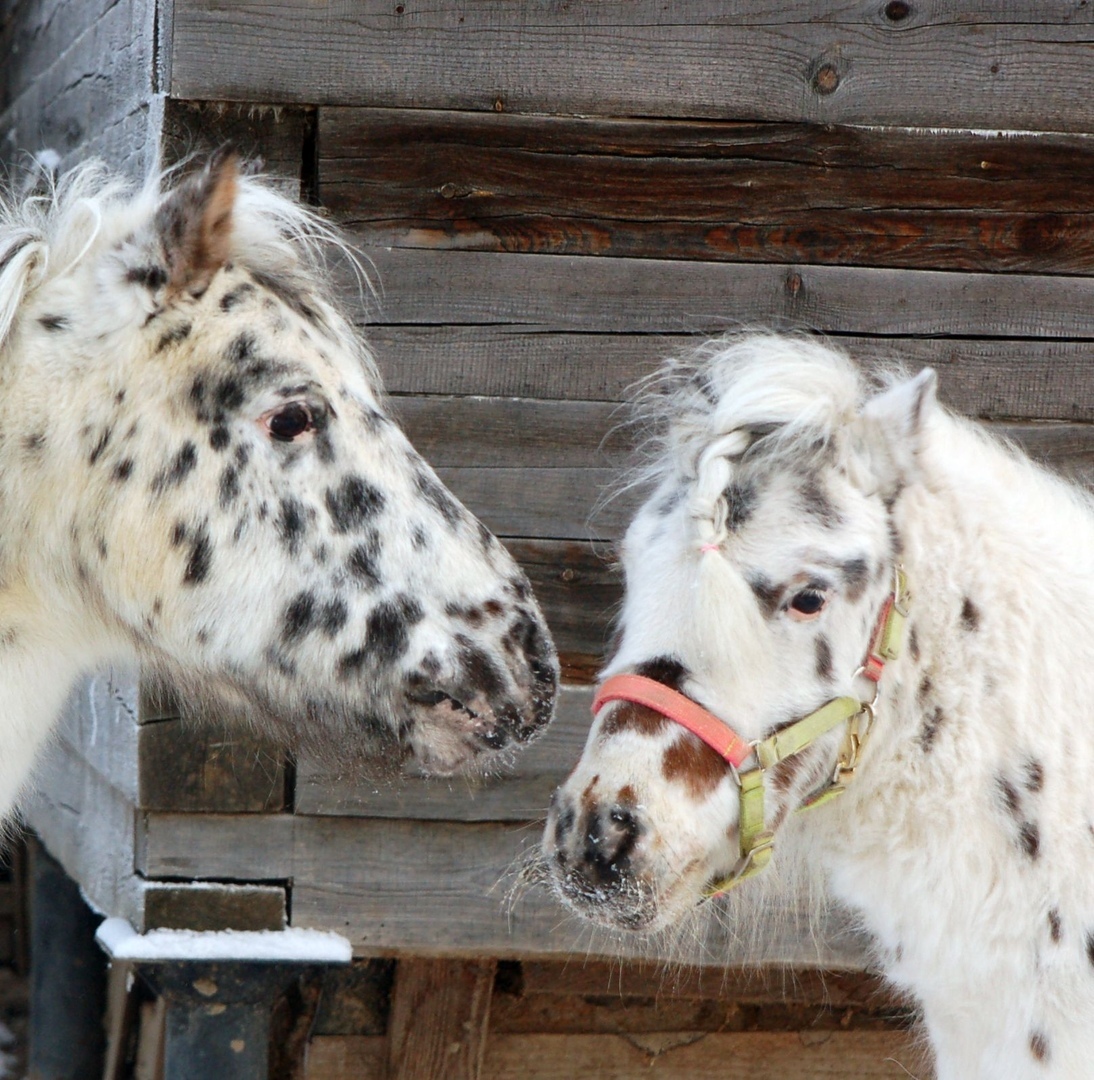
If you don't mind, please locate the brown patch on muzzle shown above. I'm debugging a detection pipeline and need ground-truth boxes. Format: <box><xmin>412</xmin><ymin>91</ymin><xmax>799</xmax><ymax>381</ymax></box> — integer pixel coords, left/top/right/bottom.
<box><xmin>662</xmin><ymin>731</ymin><xmax>729</xmax><ymax>799</ymax></box>
<box><xmin>598</xmin><ymin>701</ymin><xmax>669</xmax><ymax>740</ymax></box>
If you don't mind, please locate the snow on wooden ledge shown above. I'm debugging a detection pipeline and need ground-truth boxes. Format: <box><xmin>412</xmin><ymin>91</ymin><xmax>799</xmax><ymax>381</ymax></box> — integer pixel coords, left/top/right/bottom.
<box><xmin>95</xmin><ymin>918</ymin><xmax>352</xmax><ymax>963</ymax></box>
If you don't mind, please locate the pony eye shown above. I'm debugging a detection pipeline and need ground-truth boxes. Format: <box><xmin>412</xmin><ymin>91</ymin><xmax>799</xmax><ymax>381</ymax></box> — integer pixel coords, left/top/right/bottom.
<box><xmin>265</xmin><ymin>402</ymin><xmax>313</xmax><ymax>442</ymax></box>
<box><xmin>789</xmin><ymin>589</ymin><xmax>827</xmax><ymax>618</ymax></box>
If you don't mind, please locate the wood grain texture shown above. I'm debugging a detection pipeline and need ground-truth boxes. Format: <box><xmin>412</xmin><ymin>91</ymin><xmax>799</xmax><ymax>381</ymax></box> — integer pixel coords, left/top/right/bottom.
<box><xmin>141</xmin><ymin>881</ymin><xmax>286</xmax><ymax>932</ymax></box>
<box><xmin>322</xmin><ymin>108</ymin><xmax>1094</xmax><ymax>275</ymax></box>
<box><xmin>305</xmin><ymin>1031</ymin><xmax>923</xmax><ymax>1080</ymax></box>
<box><xmin>171</xmin><ymin>1</ymin><xmax>1094</xmax><ymax>133</ymax></box>
<box><xmin>387</xmin><ymin>958</ymin><xmax>495</xmax><ymax>1080</ymax></box>
<box><xmin>161</xmin><ymin>98</ymin><xmax>312</xmax><ymax>193</ymax></box>
<box><xmin>353</xmin><ymin>246</ymin><xmax>1094</xmax><ymax>339</ymax></box>
<box><xmin>135</xmin><ymin>811</ymin><xmax>873</xmax><ymax>966</ymax></box>
<box><xmin>0</xmin><ymin>0</ymin><xmax>157</xmax><ymax>176</ymax></box>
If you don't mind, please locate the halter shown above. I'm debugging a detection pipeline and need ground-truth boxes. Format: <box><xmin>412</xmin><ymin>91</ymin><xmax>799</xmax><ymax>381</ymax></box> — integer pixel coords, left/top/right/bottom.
<box><xmin>592</xmin><ymin>566</ymin><xmax>910</xmax><ymax>896</ymax></box>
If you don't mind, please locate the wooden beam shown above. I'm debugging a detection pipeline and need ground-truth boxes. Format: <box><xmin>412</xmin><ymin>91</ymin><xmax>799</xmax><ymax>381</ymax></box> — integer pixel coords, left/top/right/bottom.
<box><xmin>387</xmin><ymin>958</ymin><xmax>495</xmax><ymax>1080</ymax></box>
<box><xmin>321</xmin><ymin>108</ymin><xmax>1094</xmax><ymax>276</ymax></box>
<box><xmin>170</xmin><ymin>2</ymin><xmax>1094</xmax><ymax>133</ymax></box>
<box><xmin>352</xmin><ymin>246</ymin><xmax>1094</xmax><ymax>340</ymax></box>
<box><xmin>304</xmin><ymin>1031</ymin><xmax>923</xmax><ymax>1080</ymax></box>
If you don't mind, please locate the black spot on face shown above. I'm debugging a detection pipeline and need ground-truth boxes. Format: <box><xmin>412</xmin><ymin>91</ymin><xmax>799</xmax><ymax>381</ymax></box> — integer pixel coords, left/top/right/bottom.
<box><xmin>366</xmin><ymin>596</ymin><xmax>423</xmax><ymax>665</ymax></box>
<box><xmin>908</xmin><ymin>625</ymin><xmax>920</xmax><ymax>662</ymax></box>
<box><xmin>961</xmin><ymin>597</ymin><xmax>980</xmax><ymax>631</ymax></box>
<box><xmin>1024</xmin><ymin>759</ymin><xmax>1045</xmax><ymax>793</ymax></box>
<box><xmin>126</xmin><ymin>264</ymin><xmax>168</xmax><ymax>290</ymax></box>
<box><xmin>220</xmin><ymin>282</ymin><xmax>256</xmax><ymax>312</ymax></box>
<box><xmin>840</xmin><ymin>557</ymin><xmax>870</xmax><ymax>602</ymax></box>
<box><xmin>210</xmin><ymin>425</ymin><xmax>231</xmax><ymax>451</ymax></box>
<box><xmin>347</xmin><ymin>533</ymin><xmax>383</xmax><ymax>589</ymax></box>
<box><xmin>276</xmin><ymin>498</ymin><xmax>307</xmax><ymax>554</ymax></box>
<box><xmin>456</xmin><ymin>641</ymin><xmax>506</xmax><ymax>701</ymax></box>
<box><xmin>249</xmin><ymin>267</ymin><xmax>323</xmax><ymax>325</ymax></box>
<box><xmin>917</xmin><ymin>675</ymin><xmax>933</xmax><ymax>703</ymax></box>
<box><xmin>112</xmin><ymin>459</ymin><xmax>134</xmax><ymax>482</ymax></box>
<box><xmin>326</xmin><ymin>475</ymin><xmax>385</xmax><ymax>532</ymax></box>
<box><xmin>724</xmin><ymin>480</ymin><xmax>756</xmax><ymax>531</ymax></box>
<box><xmin>153</xmin><ymin>441</ymin><xmax>197</xmax><ymax>491</ymax></box>
<box><xmin>1019</xmin><ymin>821</ymin><xmax>1040</xmax><ymax>860</ymax></box>
<box><xmin>89</xmin><ymin>427</ymin><xmax>112</xmax><ymax>465</ymax></box>
<box><xmin>219</xmin><ymin>465</ymin><xmax>240</xmax><ymax>508</ymax></box>
<box><xmin>415</xmin><ymin>471</ymin><xmax>461</xmax><ymax>528</ymax></box>
<box><xmin>22</xmin><ymin>432</ymin><xmax>45</xmax><ymax>454</ymax></box>
<box><xmin>633</xmin><ymin>656</ymin><xmax>688</xmax><ymax>691</ymax></box>
<box><xmin>282</xmin><ymin>591</ymin><xmax>317</xmax><ymax>643</ymax></box>
<box><xmin>182</xmin><ymin>526</ymin><xmax>212</xmax><ymax>585</ymax></box>
<box><xmin>1087</xmin><ymin>931</ymin><xmax>1094</xmax><ymax>968</ymax></box>
<box><xmin>39</xmin><ymin>313</ymin><xmax>68</xmax><ymax>332</ymax></box>
<box><xmin>156</xmin><ymin>322</ymin><xmax>192</xmax><ymax>352</ymax></box>
<box><xmin>799</xmin><ymin>476</ymin><xmax>840</xmax><ymax>528</ymax></box>
<box><xmin>1029</xmin><ymin>1031</ymin><xmax>1049</xmax><ymax>1063</ymax></box>
<box><xmin>320</xmin><ymin>599</ymin><xmax>349</xmax><ymax>637</ymax></box>
<box><xmin>917</xmin><ymin>706</ymin><xmax>945</xmax><ymax>753</ymax></box>
<box><xmin>226</xmin><ymin>332</ymin><xmax>256</xmax><ymax>365</ymax></box>
<box><xmin>1048</xmin><ymin>908</ymin><xmax>1062</xmax><ymax>943</ymax></box>
<box><xmin>656</xmin><ymin>488</ymin><xmax>684</xmax><ymax>517</ymax></box>
<box><xmin>170</xmin><ymin>521</ymin><xmax>187</xmax><ymax>547</ymax></box>
<box><xmin>998</xmin><ymin>775</ymin><xmax>1021</xmax><ymax>816</ymax></box>
<box><xmin>749</xmin><ymin>575</ymin><xmax>781</xmax><ymax>618</ymax></box>
<box><xmin>815</xmin><ymin>635</ymin><xmax>833</xmax><ymax>680</ymax></box>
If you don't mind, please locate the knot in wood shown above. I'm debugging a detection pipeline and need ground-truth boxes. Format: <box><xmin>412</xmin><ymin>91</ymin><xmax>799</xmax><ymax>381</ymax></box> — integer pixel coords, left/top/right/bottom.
<box><xmin>884</xmin><ymin>1</ymin><xmax>911</xmax><ymax>21</ymax></box>
<box><xmin>785</xmin><ymin>271</ymin><xmax>803</xmax><ymax>297</ymax></box>
<box><xmin>813</xmin><ymin>64</ymin><xmax>840</xmax><ymax>95</ymax></box>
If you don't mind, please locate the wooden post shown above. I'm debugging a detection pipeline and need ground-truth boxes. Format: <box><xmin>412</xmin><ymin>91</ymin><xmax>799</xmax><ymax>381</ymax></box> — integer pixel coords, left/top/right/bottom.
<box><xmin>135</xmin><ymin>960</ymin><xmax>305</xmax><ymax>1080</ymax></box>
<box><xmin>387</xmin><ymin>958</ymin><xmax>496</xmax><ymax>1080</ymax></box>
<box><xmin>27</xmin><ymin>840</ymin><xmax>107</xmax><ymax>1080</ymax></box>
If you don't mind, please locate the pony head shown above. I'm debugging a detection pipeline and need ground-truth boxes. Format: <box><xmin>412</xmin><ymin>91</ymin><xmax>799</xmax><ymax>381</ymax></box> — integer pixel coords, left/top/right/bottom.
<box><xmin>0</xmin><ymin>155</ymin><xmax>557</xmax><ymax>779</ymax></box>
<box><xmin>543</xmin><ymin>334</ymin><xmax>934</xmax><ymax>929</ymax></box>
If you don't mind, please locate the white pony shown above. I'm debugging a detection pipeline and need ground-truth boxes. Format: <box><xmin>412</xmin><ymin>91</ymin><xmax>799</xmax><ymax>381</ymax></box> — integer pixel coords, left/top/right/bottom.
<box><xmin>544</xmin><ymin>333</ymin><xmax>1094</xmax><ymax>1078</ymax></box>
<box><xmin>0</xmin><ymin>154</ymin><xmax>558</xmax><ymax>817</ymax></box>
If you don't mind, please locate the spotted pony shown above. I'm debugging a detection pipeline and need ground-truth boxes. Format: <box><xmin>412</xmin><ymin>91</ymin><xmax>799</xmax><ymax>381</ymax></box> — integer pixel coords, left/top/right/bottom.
<box><xmin>545</xmin><ymin>334</ymin><xmax>1094</xmax><ymax>1078</ymax></box>
<box><xmin>0</xmin><ymin>154</ymin><xmax>558</xmax><ymax>816</ymax></box>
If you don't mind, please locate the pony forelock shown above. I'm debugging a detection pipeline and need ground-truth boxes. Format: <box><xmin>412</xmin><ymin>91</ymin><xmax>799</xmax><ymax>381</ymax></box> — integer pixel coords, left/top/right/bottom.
<box><xmin>628</xmin><ymin>333</ymin><xmax>873</xmax><ymax>547</ymax></box>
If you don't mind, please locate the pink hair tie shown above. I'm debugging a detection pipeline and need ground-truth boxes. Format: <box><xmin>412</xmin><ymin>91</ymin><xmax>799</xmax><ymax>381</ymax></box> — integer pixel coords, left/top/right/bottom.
<box><xmin>700</xmin><ymin>542</ymin><xmax>720</xmax><ymax>553</ymax></box>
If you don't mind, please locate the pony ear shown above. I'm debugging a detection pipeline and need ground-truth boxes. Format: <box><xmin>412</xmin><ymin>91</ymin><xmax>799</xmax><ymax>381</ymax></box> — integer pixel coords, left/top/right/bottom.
<box><xmin>853</xmin><ymin>369</ymin><xmax>938</xmax><ymax>496</ymax></box>
<box><xmin>153</xmin><ymin>151</ymin><xmax>238</xmax><ymax>298</ymax></box>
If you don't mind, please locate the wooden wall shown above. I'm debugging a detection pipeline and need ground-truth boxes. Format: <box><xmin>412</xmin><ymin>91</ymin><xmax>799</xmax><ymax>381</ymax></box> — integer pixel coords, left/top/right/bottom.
<box><xmin>6</xmin><ymin>4</ymin><xmax>1094</xmax><ymax>1076</ymax></box>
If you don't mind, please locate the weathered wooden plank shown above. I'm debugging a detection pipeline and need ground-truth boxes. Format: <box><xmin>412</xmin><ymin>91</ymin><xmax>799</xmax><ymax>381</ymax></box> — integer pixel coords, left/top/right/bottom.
<box><xmin>161</xmin><ymin>99</ymin><xmax>312</xmax><ymax>195</ymax></box>
<box><xmin>434</xmin><ymin>466</ymin><xmax>625</xmax><ymax>540</ymax></box>
<box><xmin>295</xmin><ymin>685</ymin><xmax>593</xmax><ymax>820</ymax></box>
<box><xmin>136</xmin><ymin>812</ymin><xmax>295</xmax><ymax>880</ymax></box>
<box><xmin>373</xmin><ymin>328</ymin><xmax>1094</xmax><ymax>420</ymax></box>
<box><xmin>136</xmin><ymin>810</ymin><xmax>872</xmax><ymax>965</ymax></box>
<box><xmin>431</xmin><ymin>422</ymin><xmax>1094</xmax><ymax>541</ymax></box>
<box><xmin>503</xmin><ymin>539</ymin><xmax>618</xmax><ymax>664</ymax></box>
<box><xmin>305</xmin><ymin>1031</ymin><xmax>922</xmax><ymax>1080</ymax></box>
<box><xmin>304</xmin><ymin>1036</ymin><xmax>385</xmax><ymax>1080</ymax></box>
<box><xmin>289</xmin><ymin>818</ymin><xmax>871</xmax><ymax>967</ymax></box>
<box><xmin>511</xmin><ymin>961</ymin><xmax>899</xmax><ymax>1012</ymax></box>
<box><xmin>322</xmin><ymin>108</ymin><xmax>1094</xmax><ymax>275</ymax></box>
<box><xmin>172</xmin><ymin>1</ymin><xmax>1094</xmax><ymax>133</ymax></box>
<box><xmin>24</xmin><ymin>736</ymin><xmax>145</xmax><ymax>928</ymax></box>
<box><xmin>354</xmin><ymin>247</ymin><xmax>1094</xmax><ymax>340</ymax></box>
<box><xmin>142</xmin><ymin>882</ymin><xmax>286</xmax><ymax>932</ymax></box>
<box><xmin>387</xmin><ymin>958</ymin><xmax>495</xmax><ymax>1080</ymax></box>
<box><xmin>390</xmin><ymin>396</ymin><xmax>631</xmax><ymax>469</ymax></box>
<box><xmin>0</xmin><ymin>0</ymin><xmax>156</xmax><ymax>174</ymax></box>
<box><xmin>137</xmin><ymin>718</ymin><xmax>287</xmax><ymax>813</ymax></box>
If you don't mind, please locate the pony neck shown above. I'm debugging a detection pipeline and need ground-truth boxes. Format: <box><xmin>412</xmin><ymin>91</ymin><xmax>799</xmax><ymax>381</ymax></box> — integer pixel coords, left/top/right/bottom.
<box><xmin>0</xmin><ymin>581</ymin><xmax>123</xmax><ymax>818</ymax></box>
